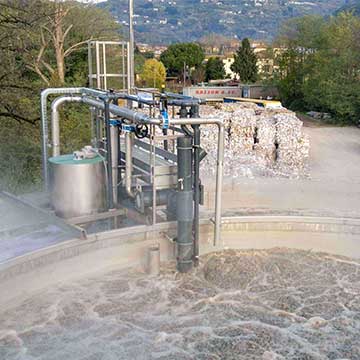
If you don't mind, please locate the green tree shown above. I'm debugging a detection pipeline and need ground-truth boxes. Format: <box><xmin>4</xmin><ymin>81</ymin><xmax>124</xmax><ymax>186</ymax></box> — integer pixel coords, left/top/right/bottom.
<box><xmin>205</xmin><ymin>57</ymin><xmax>226</xmax><ymax>81</ymax></box>
<box><xmin>191</xmin><ymin>65</ymin><xmax>206</xmax><ymax>84</ymax></box>
<box><xmin>272</xmin><ymin>13</ymin><xmax>360</xmax><ymax>123</ymax></box>
<box><xmin>0</xmin><ymin>0</ymin><xmax>121</xmax><ymax>192</ymax></box>
<box><xmin>140</xmin><ymin>59</ymin><xmax>166</xmax><ymax>89</ymax></box>
<box><xmin>231</xmin><ymin>38</ymin><xmax>258</xmax><ymax>83</ymax></box>
<box><xmin>160</xmin><ymin>43</ymin><xmax>204</xmax><ymax>77</ymax></box>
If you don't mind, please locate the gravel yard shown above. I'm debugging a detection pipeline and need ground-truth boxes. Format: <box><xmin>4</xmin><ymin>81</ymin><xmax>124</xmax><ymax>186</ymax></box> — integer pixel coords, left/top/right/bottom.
<box><xmin>201</xmin><ymin>104</ymin><xmax>360</xmax><ymax>218</ymax></box>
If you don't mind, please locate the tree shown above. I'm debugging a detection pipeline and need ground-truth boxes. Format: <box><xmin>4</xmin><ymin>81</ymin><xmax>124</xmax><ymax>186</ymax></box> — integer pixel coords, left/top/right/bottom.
<box><xmin>0</xmin><ymin>0</ymin><xmax>121</xmax><ymax>192</ymax></box>
<box><xmin>160</xmin><ymin>43</ymin><xmax>204</xmax><ymax>77</ymax></box>
<box><xmin>27</xmin><ymin>1</ymin><xmax>120</xmax><ymax>85</ymax></box>
<box><xmin>0</xmin><ymin>0</ymin><xmax>121</xmax><ymax>123</ymax></box>
<box><xmin>231</xmin><ymin>38</ymin><xmax>258</xmax><ymax>83</ymax></box>
<box><xmin>272</xmin><ymin>13</ymin><xmax>360</xmax><ymax>123</ymax></box>
<box><xmin>205</xmin><ymin>57</ymin><xmax>225</xmax><ymax>81</ymax></box>
<box><xmin>140</xmin><ymin>59</ymin><xmax>166</xmax><ymax>89</ymax></box>
<box><xmin>191</xmin><ymin>65</ymin><xmax>206</xmax><ymax>84</ymax></box>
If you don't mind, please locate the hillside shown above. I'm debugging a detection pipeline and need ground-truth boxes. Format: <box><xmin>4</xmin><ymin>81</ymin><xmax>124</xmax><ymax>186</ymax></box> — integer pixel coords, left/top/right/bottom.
<box><xmin>336</xmin><ymin>0</ymin><xmax>360</xmax><ymax>15</ymax></box>
<box><xmin>100</xmin><ymin>0</ymin><xmax>347</xmax><ymax>44</ymax></box>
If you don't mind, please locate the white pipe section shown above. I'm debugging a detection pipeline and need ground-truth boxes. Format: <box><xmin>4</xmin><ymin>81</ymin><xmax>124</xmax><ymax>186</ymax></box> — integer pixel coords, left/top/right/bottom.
<box><xmin>125</xmin><ymin>132</ymin><xmax>136</xmax><ymax>198</ymax></box>
<box><xmin>51</xmin><ymin>96</ymin><xmax>82</xmax><ymax>157</ymax></box>
<box><xmin>110</xmin><ymin>125</ymin><xmax>119</xmax><ymax>205</ymax></box>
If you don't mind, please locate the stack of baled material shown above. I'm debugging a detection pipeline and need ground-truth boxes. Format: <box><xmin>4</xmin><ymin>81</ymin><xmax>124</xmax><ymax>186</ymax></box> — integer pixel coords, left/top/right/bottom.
<box><xmin>199</xmin><ymin>103</ymin><xmax>310</xmax><ymax>179</ymax></box>
<box><xmin>274</xmin><ymin>112</ymin><xmax>310</xmax><ymax>176</ymax></box>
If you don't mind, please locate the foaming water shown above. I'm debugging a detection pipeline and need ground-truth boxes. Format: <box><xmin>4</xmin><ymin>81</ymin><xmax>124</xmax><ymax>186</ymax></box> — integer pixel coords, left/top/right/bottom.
<box><xmin>1</xmin><ymin>248</ymin><xmax>360</xmax><ymax>359</ymax></box>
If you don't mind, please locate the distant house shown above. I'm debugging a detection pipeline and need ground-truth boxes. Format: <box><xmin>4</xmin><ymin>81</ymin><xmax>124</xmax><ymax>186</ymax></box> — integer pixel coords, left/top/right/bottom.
<box><xmin>203</xmin><ymin>40</ymin><xmax>285</xmax><ymax>80</ymax></box>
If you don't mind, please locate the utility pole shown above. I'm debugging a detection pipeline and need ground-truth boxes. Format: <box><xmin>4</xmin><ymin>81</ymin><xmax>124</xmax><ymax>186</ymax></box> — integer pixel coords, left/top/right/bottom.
<box><xmin>129</xmin><ymin>0</ymin><xmax>135</xmax><ymax>90</ymax></box>
<box><xmin>183</xmin><ymin>61</ymin><xmax>186</xmax><ymax>87</ymax></box>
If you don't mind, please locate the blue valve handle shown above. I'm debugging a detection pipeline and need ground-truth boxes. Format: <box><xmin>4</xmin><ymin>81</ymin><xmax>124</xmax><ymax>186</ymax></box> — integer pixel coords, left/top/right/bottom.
<box><xmin>161</xmin><ymin>110</ymin><xmax>169</xmax><ymax>130</ymax></box>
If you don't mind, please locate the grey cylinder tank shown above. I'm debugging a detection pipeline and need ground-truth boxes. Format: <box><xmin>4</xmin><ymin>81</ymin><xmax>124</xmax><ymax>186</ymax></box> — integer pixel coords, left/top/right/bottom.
<box><xmin>49</xmin><ymin>154</ymin><xmax>105</xmax><ymax>219</ymax></box>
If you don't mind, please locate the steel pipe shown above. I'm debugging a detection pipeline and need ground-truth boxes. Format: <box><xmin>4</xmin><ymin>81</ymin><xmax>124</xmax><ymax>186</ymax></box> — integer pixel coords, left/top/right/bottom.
<box><xmin>51</xmin><ymin>96</ymin><xmax>82</xmax><ymax>157</ymax></box>
<box><xmin>104</xmin><ymin>100</ymin><xmax>114</xmax><ymax>210</ymax></box>
<box><xmin>125</xmin><ymin>131</ymin><xmax>136</xmax><ymax>198</ymax></box>
<box><xmin>81</xmin><ymin>96</ymin><xmax>154</xmax><ymax>124</ymax></box>
<box><xmin>176</xmin><ymin>136</ymin><xmax>193</xmax><ymax>273</ymax></box>
<box><xmin>110</xmin><ymin>124</ymin><xmax>119</xmax><ymax>206</ymax></box>
<box><xmin>41</xmin><ymin>87</ymin><xmax>107</xmax><ymax>189</ymax></box>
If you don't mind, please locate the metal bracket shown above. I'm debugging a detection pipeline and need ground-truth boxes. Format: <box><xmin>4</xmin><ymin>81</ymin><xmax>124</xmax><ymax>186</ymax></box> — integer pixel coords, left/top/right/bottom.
<box><xmin>121</xmin><ymin>124</ymin><xmax>135</xmax><ymax>133</ymax></box>
<box><xmin>161</xmin><ymin>110</ymin><xmax>170</xmax><ymax>129</ymax></box>
<box><xmin>162</xmin><ymin>232</ymin><xmax>176</xmax><ymax>243</ymax></box>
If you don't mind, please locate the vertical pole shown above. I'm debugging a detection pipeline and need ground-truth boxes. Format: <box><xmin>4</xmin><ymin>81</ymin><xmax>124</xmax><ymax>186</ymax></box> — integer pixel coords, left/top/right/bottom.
<box><xmin>191</xmin><ymin>105</ymin><xmax>200</xmax><ymax>267</ymax></box>
<box><xmin>127</xmin><ymin>43</ymin><xmax>131</xmax><ymax>94</ymax></box>
<box><xmin>88</xmin><ymin>41</ymin><xmax>93</xmax><ymax>88</ymax></box>
<box><xmin>176</xmin><ymin>136</ymin><xmax>193</xmax><ymax>273</ymax></box>
<box><xmin>122</xmin><ymin>43</ymin><xmax>126</xmax><ymax>91</ymax></box>
<box><xmin>95</xmin><ymin>42</ymin><xmax>101</xmax><ymax>89</ymax></box>
<box><xmin>183</xmin><ymin>62</ymin><xmax>186</xmax><ymax>88</ymax></box>
<box><xmin>102</xmin><ymin>43</ymin><xmax>108</xmax><ymax>91</ymax></box>
<box><xmin>129</xmin><ymin>0</ymin><xmax>135</xmax><ymax>90</ymax></box>
<box><xmin>151</xmin><ymin>124</ymin><xmax>157</xmax><ymax>225</ymax></box>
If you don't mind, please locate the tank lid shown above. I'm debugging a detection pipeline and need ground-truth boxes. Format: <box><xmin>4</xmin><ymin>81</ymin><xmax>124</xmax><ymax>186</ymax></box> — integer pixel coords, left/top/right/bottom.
<box><xmin>49</xmin><ymin>154</ymin><xmax>103</xmax><ymax>165</ymax></box>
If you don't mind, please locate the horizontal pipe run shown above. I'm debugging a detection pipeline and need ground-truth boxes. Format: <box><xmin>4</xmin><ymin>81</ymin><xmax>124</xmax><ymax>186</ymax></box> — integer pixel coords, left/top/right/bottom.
<box><xmin>115</xmin><ymin>93</ymin><xmax>158</xmax><ymax>106</ymax></box>
<box><xmin>81</xmin><ymin>97</ymin><xmax>153</xmax><ymax>125</ymax></box>
<box><xmin>167</xmin><ymin>99</ymin><xmax>205</xmax><ymax>107</ymax></box>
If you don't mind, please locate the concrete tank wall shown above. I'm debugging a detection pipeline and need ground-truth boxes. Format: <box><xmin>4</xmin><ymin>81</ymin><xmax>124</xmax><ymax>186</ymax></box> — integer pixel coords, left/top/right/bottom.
<box><xmin>0</xmin><ymin>216</ymin><xmax>359</xmax><ymax>310</ymax></box>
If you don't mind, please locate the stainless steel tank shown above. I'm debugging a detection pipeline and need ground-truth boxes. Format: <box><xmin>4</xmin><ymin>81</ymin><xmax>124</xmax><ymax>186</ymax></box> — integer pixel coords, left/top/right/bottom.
<box><xmin>49</xmin><ymin>154</ymin><xmax>105</xmax><ymax>219</ymax></box>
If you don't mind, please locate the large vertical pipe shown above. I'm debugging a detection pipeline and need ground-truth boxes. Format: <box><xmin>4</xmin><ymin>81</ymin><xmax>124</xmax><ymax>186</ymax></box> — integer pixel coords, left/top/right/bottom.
<box><xmin>110</xmin><ymin>123</ymin><xmax>119</xmax><ymax>206</ymax></box>
<box><xmin>176</xmin><ymin>136</ymin><xmax>193</xmax><ymax>273</ymax></box>
<box><xmin>125</xmin><ymin>131</ymin><xmax>136</xmax><ymax>198</ymax></box>
<box><xmin>104</xmin><ymin>100</ymin><xmax>114</xmax><ymax>210</ymax></box>
<box><xmin>191</xmin><ymin>105</ymin><xmax>200</xmax><ymax>266</ymax></box>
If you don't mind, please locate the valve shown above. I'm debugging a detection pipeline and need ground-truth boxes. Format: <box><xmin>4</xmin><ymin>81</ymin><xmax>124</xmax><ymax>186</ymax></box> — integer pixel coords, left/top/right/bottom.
<box><xmin>135</xmin><ymin>124</ymin><xmax>149</xmax><ymax>139</ymax></box>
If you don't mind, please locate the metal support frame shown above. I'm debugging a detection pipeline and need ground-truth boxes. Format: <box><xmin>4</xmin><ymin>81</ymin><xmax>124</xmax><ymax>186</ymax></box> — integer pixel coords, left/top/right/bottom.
<box><xmin>88</xmin><ymin>41</ymin><xmax>131</xmax><ymax>92</ymax></box>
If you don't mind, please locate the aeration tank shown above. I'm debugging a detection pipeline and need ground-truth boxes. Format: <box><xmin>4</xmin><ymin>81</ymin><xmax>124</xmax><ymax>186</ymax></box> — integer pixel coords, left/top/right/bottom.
<box><xmin>49</xmin><ymin>154</ymin><xmax>105</xmax><ymax>219</ymax></box>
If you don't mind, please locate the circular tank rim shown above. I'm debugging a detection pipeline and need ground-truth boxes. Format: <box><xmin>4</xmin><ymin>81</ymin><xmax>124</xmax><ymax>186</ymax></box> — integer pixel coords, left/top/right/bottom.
<box><xmin>0</xmin><ymin>215</ymin><xmax>359</xmax><ymax>308</ymax></box>
<box><xmin>49</xmin><ymin>154</ymin><xmax>104</xmax><ymax>165</ymax></box>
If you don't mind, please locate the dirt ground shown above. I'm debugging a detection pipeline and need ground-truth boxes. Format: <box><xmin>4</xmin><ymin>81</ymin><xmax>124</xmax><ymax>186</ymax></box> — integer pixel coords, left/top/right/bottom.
<box><xmin>204</xmin><ymin>124</ymin><xmax>360</xmax><ymax>218</ymax></box>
